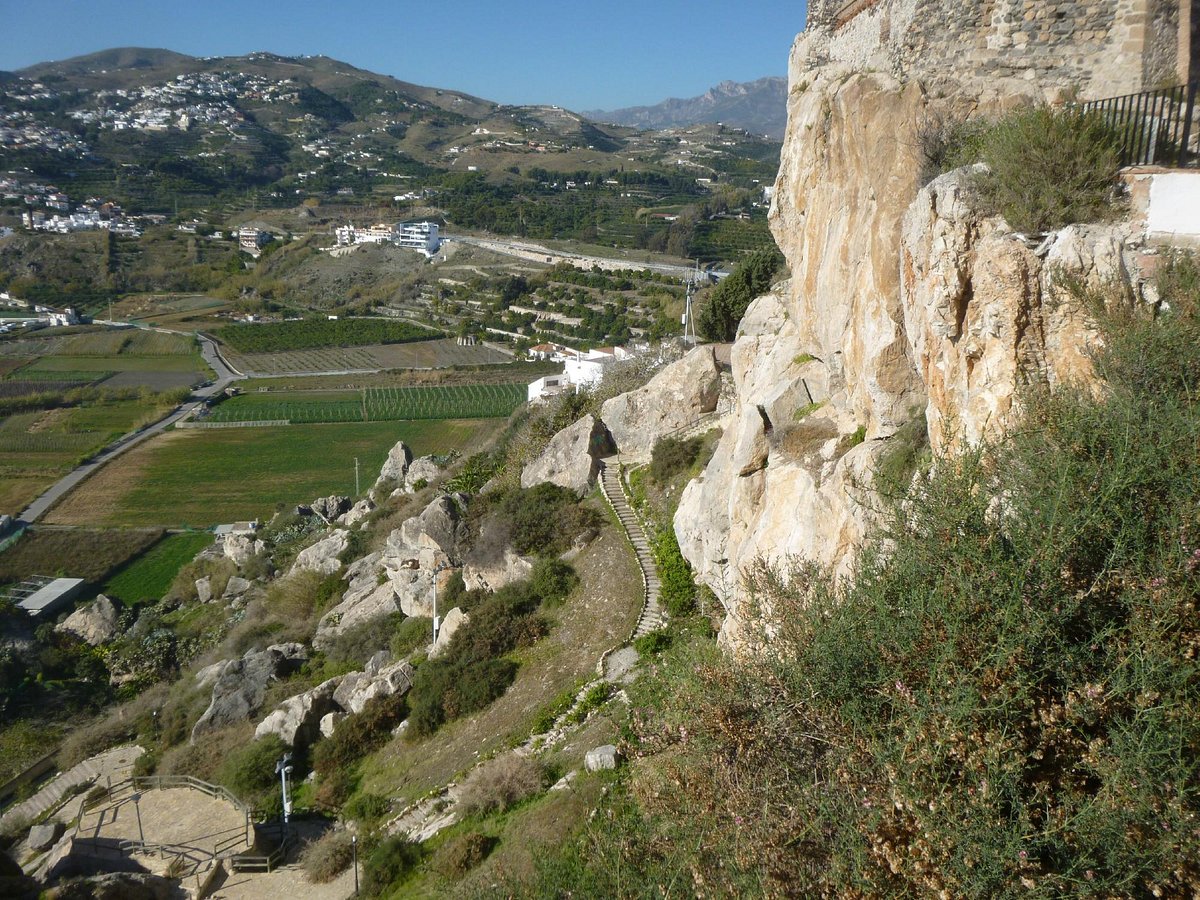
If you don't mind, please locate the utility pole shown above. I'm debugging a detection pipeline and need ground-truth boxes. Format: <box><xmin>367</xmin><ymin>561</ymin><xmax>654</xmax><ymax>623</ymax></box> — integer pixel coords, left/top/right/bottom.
<box><xmin>354</xmin><ymin>457</ymin><xmax>360</xmax><ymax>495</ymax></box>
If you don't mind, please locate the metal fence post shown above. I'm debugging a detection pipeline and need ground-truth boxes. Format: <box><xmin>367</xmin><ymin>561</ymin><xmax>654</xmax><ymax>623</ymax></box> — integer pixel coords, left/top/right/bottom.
<box><xmin>1180</xmin><ymin>82</ymin><xmax>1198</xmax><ymax>169</ymax></box>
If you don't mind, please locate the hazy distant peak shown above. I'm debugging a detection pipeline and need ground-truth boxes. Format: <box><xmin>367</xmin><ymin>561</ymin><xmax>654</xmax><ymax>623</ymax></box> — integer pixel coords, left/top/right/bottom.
<box><xmin>587</xmin><ymin>76</ymin><xmax>787</xmax><ymax>140</ymax></box>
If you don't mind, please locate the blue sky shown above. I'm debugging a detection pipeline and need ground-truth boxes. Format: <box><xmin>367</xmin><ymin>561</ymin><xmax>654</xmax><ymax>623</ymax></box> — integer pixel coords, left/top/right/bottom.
<box><xmin>0</xmin><ymin>0</ymin><xmax>804</xmax><ymax>110</ymax></box>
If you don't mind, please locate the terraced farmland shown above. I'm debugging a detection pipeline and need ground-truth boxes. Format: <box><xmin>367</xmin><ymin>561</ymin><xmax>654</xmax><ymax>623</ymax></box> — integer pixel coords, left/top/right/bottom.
<box><xmin>205</xmin><ymin>383</ymin><xmax>526</xmax><ymax>424</ymax></box>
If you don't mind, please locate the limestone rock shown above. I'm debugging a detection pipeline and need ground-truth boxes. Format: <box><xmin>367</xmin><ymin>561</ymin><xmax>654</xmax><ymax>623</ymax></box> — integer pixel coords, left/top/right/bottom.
<box><xmin>223</xmin><ymin>576</ymin><xmax>251</xmax><ymax>599</ymax></box>
<box><xmin>403</xmin><ymin>456</ymin><xmax>442</xmax><ymax>492</ymax></box>
<box><xmin>195</xmin><ymin>576</ymin><xmax>213</xmax><ymax>604</ymax></box>
<box><xmin>584</xmin><ymin>744</ymin><xmax>621</xmax><ymax>772</ymax></box>
<box><xmin>430</xmin><ymin>607</ymin><xmax>468</xmax><ymax>659</ymax></box>
<box><xmin>254</xmin><ymin>677</ymin><xmax>342</xmax><ymax>750</ymax></box>
<box><xmin>55</xmin><ymin>595</ymin><xmax>120</xmax><ymax>646</ymax></box>
<box><xmin>310</xmin><ymin>495</ymin><xmax>352</xmax><ymax>523</ymax></box>
<box><xmin>191</xmin><ymin>643</ymin><xmax>307</xmax><ymax>741</ymax></box>
<box><xmin>56</xmin><ymin>873</ymin><xmax>175</xmax><ymax>900</ymax></box>
<box><xmin>520</xmin><ymin>413</ymin><xmax>611</xmax><ymax>494</ymax></box>
<box><xmin>333</xmin><ymin>660</ymin><xmax>415</xmax><ymax>715</ymax></box>
<box><xmin>290</xmin><ymin>529</ymin><xmax>350</xmax><ymax>576</ymax></box>
<box><xmin>27</xmin><ymin>821</ymin><xmax>61</xmax><ymax>851</ymax></box>
<box><xmin>340</xmin><ymin>497</ymin><xmax>376</xmax><ymax>528</ymax></box>
<box><xmin>374</xmin><ymin>440</ymin><xmax>413</xmax><ymax>494</ymax></box>
<box><xmin>319</xmin><ymin>711</ymin><xmax>343</xmax><ymax>738</ymax></box>
<box><xmin>313</xmin><ymin>553</ymin><xmax>400</xmax><ymax>650</ymax></box>
<box><xmin>223</xmin><ymin>533</ymin><xmax>265</xmax><ymax>566</ymax></box>
<box><xmin>600</xmin><ymin>346</ymin><xmax>721</xmax><ymax>457</ymax></box>
<box><xmin>398</xmin><ymin>493</ymin><xmax>468</xmax><ymax>560</ymax></box>
<box><xmin>900</xmin><ymin>168</ymin><xmax>1134</xmax><ymax>452</ymax></box>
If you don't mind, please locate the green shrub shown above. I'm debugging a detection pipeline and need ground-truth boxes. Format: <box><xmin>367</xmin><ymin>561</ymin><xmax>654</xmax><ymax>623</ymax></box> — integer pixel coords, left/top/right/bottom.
<box><xmin>496</xmin><ymin>483</ymin><xmax>599</xmax><ymax>557</ymax></box>
<box><xmin>312</xmin><ymin>693</ymin><xmax>407</xmax><ymax>781</ymax></box>
<box><xmin>433</xmin><ymin>831</ymin><xmax>496</xmax><ymax>878</ymax></box>
<box><xmin>323</xmin><ymin>613</ymin><xmax>400</xmax><ymax>668</ymax></box>
<box><xmin>343</xmin><ymin>791</ymin><xmax>391</xmax><ymax>825</ymax></box>
<box><xmin>528</xmin><ymin>558</ymin><xmax>578</xmax><ymax>608</ymax></box>
<box><xmin>973</xmin><ymin>104</ymin><xmax>1122</xmax><ymax>233</ymax></box>
<box><xmin>565</xmin><ymin>681</ymin><xmax>613</xmax><ymax>724</ymax></box>
<box><xmin>362</xmin><ymin>835</ymin><xmax>421</xmax><ymax>896</ymax></box>
<box><xmin>916</xmin><ymin>111</ymin><xmax>986</xmax><ymax>185</ymax></box>
<box><xmin>390</xmin><ymin>615</ymin><xmax>432</xmax><ymax>659</ymax></box>
<box><xmin>632</xmin><ymin>630</ymin><xmax>673</xmax><ymax>656</ymax></box>
<box><xmin>407</xmin><ymin>657</ymin><xmax>518</xmax><ymax>737</ymax></box>
<box><xmin>216</xmin><ymin>734</ymin><xmax>288</xmax><ymax>804</ymax></box>
<box><xmin>649</xmin><ymin>436</ymin><xmax>702</xmax><ymax>484</ymax></box>
<box><xmin>652</xmin><ymin>528</ymin><xmax>696</xmax><ymax>616</ymax></box>
<box><xmin>301</xmin><ymin>829</ymin><xmax>355</xmax><ymax>883</ymax></box>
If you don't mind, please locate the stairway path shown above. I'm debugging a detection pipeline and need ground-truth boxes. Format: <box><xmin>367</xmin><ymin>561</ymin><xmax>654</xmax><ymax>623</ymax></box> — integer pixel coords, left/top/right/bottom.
<box><xmin>599</xmin><ymin>459</ymin><xmax>666</xmax><ymax>642</ymax></box>
<box><xmin>0</xmin><ymin>744</ymin><xmax>143</xmax><ymax>829</ymax></box>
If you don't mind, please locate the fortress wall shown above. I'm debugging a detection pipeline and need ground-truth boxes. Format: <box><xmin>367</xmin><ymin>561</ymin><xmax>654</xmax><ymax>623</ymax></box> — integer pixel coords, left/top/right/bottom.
<box><xmin>801</xmin><ymin>0</ymin><xmax>1189</xmax><ymax>100</ymax></box>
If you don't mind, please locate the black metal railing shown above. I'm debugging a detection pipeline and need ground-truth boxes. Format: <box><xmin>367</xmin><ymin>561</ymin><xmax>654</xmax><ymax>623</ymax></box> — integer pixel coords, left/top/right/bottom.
<box><xmin>1081</xmin><ymin>82</ymin><xmax>1198</xmax><ymax>168</ymax></box>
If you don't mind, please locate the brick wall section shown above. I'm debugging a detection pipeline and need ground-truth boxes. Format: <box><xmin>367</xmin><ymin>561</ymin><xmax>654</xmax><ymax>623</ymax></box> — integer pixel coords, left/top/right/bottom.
<box><xmin>802</xmin><ymin>0</ymin><xmax>1191</xmax><ymax>99</ymax></box>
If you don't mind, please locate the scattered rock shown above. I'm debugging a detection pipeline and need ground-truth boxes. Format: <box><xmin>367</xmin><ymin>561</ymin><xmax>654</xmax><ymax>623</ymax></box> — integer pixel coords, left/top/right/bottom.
<box><xmin>310</xmin><ymin>495</ymin><xmax>351</xmax><ymax>523</ymax></box>
<box><xmin>374</xmin><ymin>440</ymin><xmax>413</xmax><ymax>494</ymax></box>
<box><xmin>403</xmin><ymin>456</ymin><xmax>441</xmax><ymax>492</ymax></box>
<box><xmin>319</xmin><ymin>711</ymin><xmax>343</xmax><ymax>739</ymax></box>
<box><xmin>55</xmin><ymin>595</ymin><xmax>121</xmax><ymax>646</ymax></box>
<box><xmin>223</xmin><ymin>533</ymin><xmax>265</xmax><ymax>566</ymax></box>
<box><xmin>340</xmin><ymin>497</ymin><xmax>376</xmax><ymax>528</ymax></box>
<box><xmin>429</xmin><ymin>607</ymin><xmax>467</xmax><ymax>659</ymax></box>
<box><xmin>549</xmin><ymin>770</ymin><xmax>578</xmax><ymax>792</ymax></box>
<box><xmin>191</xmin><ymin>643</ymin><xmax>308</xmax><ymax>741</ymax></box>
<box><xmin>27</xmin><ymin>821</ymin><xmax>61</xmax><ymax>851</ymax></box>
<box><xmin>53</xmin><ymin>872</ymin><xmax>175</xmax><ymax>900</ymax></box>
<box><xmin>223</xmin><ymin>576</ymin><xmax>251</xmax><ymax>599</ymax></box>
<box><xmin>333</xmin><ymin>660</ymin><xmax>415</xmax><ymax>714</ymax></box>
<box><xmin>600</xmin><ymin>346</ymin><xmax>721</xmax><ymax>456</ymax></box>
<box><xmin>398</xmin><ymin>494</ymin><xmax>469</xmax><ymax>558</ymax></box>
<box><xmin>195</xmin><ymin>576</ymin><xmax>213</xmax><ymax>604</ymax></box>
<box><xmin>290</xmin><ymin>530</ymin><xmax>350</xmax><ymax>576</ymax></box>
<box><xmin>313</xmin><ymin>552</ymin><xmax>400</xmax><ymax>651</ymax></box>
<box><xmin>521</xmin><ymin>413</ymin><xmax>612</xmax><ymax>494</ymax></box>
<box><xmin>584</xmin><ymin>744</ymin><xmax>621</xmax><ymax>772</ymax></box>
<box><xmin>254</xmin><ymin>677</ymin><xmax>343</xmax><ymax>751</ymax></box>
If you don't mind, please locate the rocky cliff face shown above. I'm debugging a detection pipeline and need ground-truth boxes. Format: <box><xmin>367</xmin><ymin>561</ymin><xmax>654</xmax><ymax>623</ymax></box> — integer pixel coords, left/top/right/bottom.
<box><xmin>677</xmin><ymin>38</ymin><xmax>1145</xmax><ymax>649</ymax></box>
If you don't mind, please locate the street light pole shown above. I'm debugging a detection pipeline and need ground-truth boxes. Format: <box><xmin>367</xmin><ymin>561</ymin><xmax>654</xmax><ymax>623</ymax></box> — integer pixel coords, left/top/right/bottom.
<box><xmin>431</xmin><ymin>561</ymin><xmax>454</xmax><ymax>646</ymax></box>
<box><xmin>275</xmin><ymin>753</ymin><xmax>293</xmax><ymax>837</ymax></box>
<box><xmin>354</xmin><ymin>457</ymin><xmax>360</xmax><ymax>495</ymax></box>
<box><xmin>352</xmin><ymin>834</ymin><xmax>359</xmax><ymax>895</ymax></box>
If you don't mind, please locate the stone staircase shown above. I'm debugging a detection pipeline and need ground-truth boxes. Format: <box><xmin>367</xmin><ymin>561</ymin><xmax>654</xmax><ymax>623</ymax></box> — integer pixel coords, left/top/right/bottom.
<box><xmin>0</xmin><ymin>744</ymin><xmax>142</xmax><ymax>829</ymax></box>
<box><xmin>599</xmin><ymin>460</ymin><xmax>666</xmax><ymax>639</ymax></box>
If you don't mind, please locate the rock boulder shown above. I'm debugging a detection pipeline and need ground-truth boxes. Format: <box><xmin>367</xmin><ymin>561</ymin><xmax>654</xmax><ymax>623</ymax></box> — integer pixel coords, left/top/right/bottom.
<box><xmin>254</xmin><ymin>677</ymin><xmax>343</xmax><ymax>750</ymax></box>
<box><xmin>55</xmin><ymin>595</ymin><xmax>121</xmax><ymax>646</ymax></box>
<box><xmin>374</xmin><ymin>440</ymin><xmax>413</xmax><ymax>494</ymax></box>
<box><xmin>223</xmin><ymin>533</ymin><xmax>265</xmax><ymax>566</ymax></box>
<box><xmin>600</xmin><ymin>346</ymin><xmax>721</xmax><ymax>457</ymax></box>
<box><xmin>521</xmin><ymin>413</ymin><xmax>612</xmax><ymax>494</ymax></box>
<box><xmin>430</xmin><ymin>607</ymin><xmax>468</xmax><ymax>659</ymax></box>
<box><xmin>333</xmin><ymin>660</ymin><xmax>415</xmax><ymax>714</ymax></box>
<box><xmin>310</xmin><ymin>495</ymin><xmax>352</xmax><ymax>523</ymax></box>
<box><xmin>290</xmin><ymin>530</ymin><xmax>350</xmax><ymax>576</ymax></box>
<box><xmin>191</xmin><ymin>643</ymin><xmax>307</xmax><ymax>741</ymax></box>
<box><xmin>27</xmin><ymin>821</ymin><xmax>61</xmax><ymax>851</ymax></box>
<box><xmin>584</xmin><ymin>744</ymin><xmax>621</xmax><ymax>772</ymax></box>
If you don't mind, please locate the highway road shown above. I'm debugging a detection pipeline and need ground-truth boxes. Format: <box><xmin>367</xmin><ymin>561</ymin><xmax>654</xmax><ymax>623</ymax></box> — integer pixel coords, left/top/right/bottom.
<box><xmin>16</xmin><ymin>328</ymin><xmax>245</xmax><ymax>526</ymax></box>
<box><xmin>447</xmin><ymin>234</ymin><xmax>729</xmax><ymax>281</ymax></box>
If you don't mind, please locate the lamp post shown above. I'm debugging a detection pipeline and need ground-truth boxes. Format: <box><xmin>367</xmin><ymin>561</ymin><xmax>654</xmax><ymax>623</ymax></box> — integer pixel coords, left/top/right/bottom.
<box><xmin>352</xmin><ymin>834</ymin><xmax>359</xmax><ymax>895</ymax></box>
<box><xmin>275</xmin><ymin>753</ymin><xmax>293</xmax><ymax>837</ymax></box>
<box><xmin>431</xmin><ymin>561</ymin><xmax>454</xmax><ymax>646</ymax></box>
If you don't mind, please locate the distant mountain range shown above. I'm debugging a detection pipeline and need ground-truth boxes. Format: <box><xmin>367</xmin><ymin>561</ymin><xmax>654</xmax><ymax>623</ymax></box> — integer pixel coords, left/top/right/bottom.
<box><xmin>586</xmin><ymin>77</ymin><xmax>788</xmax><ymax>140</ymax></box>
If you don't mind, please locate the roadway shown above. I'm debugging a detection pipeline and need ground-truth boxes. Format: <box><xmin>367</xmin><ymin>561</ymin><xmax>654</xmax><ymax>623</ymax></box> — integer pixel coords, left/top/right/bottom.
<box><xmin>447</xmin><ymin>234</ymin><xmax>729</xmax><ymax>281</ymax></box>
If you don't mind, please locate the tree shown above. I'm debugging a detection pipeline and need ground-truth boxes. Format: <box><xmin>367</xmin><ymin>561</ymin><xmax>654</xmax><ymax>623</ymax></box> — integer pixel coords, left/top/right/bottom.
<box><xmin>696</xmin><ymin>248</ymin><xmax>785</xmax><ymax>341</ymax></box>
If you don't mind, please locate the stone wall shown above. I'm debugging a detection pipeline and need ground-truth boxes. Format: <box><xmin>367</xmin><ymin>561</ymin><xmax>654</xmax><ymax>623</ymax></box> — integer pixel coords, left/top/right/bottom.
<box><xmin>802</xmin><ymin>0</ymin><xmax>1191</xmax><ymax>100</ymax></box>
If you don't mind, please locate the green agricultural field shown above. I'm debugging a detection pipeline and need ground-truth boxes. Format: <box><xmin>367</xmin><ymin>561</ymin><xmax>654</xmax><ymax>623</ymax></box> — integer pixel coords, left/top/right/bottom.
<box><xmin>103</xmin><ymin>531</ymin><xmax>214</xmax><ymax>605</ymax></box>
<box><xmin>0</xmin><ymin>397</ymin><xmax>179</xmax><ymax>516</ymax></box>
<box><xmin>205</xmin><ymin>383</ymin><xmax>526</xmax><ymax>424</ymax></box>
<box><xmin>0</xmin><ymin>527</ymin><xmax>163</xmax><ymax>586</ymax></box>
<box><xmin>213</xmin><ymin>318</ymin><xmax>439</xmax><ymax>354</ymax></box>
<box><xmin>45</xmin><ymin>419</ymin><xmax>501</xmax><ymax>528</ymax></box>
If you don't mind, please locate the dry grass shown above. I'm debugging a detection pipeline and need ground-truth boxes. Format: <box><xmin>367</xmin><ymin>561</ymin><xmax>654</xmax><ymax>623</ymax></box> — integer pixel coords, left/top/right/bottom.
<box><xmin>457</xmin><ymin>754</ymin><xmax>546</xmax><ymax>818</ymax></box>
<box><xmin>43</xmin><ymin>432</ymin><xmax>178</xmax><ymax>525</ymax></box>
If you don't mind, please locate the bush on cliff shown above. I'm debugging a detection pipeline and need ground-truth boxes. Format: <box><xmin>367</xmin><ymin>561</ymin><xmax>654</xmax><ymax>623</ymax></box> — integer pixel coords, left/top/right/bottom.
<box><xmin>519</xmin><ymin>255</ymin><xmax>1200</xmax><ymax>897</ymax></box>
<box><xmin>696</xmin><ymin>247</ymin><xmax>785</xmax><ymax>341</ymax></box>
